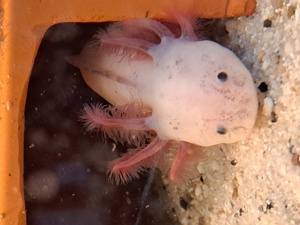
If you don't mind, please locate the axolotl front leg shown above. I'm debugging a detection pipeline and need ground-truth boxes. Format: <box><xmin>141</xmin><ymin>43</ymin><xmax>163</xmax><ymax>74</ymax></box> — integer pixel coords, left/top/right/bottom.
<box><xmin>81</xmin><ymin>103</ymin><xmax>199</xmax><ymax>184</ymax></box>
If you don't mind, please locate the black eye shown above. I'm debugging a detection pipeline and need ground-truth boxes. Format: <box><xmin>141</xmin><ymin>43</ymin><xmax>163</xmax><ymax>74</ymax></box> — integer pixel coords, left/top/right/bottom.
<box><xmin>216</xmin><ymin>126</ymin><xmax>226</xmax><ymax>135</ymax></box>
<box><xmin>217</xmin><ymin>72</ymin><xmax>228</xmax><ymax>82</ymax></box>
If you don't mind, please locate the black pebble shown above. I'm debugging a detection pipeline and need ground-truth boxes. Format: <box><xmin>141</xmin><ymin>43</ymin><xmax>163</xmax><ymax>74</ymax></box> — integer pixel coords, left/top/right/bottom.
<box><xmin>200</xmin><ymin>176</ymin><xmax>204</xmax><ymax>184</ymax></box>
<box><xmin>263</xmin><ymin>19</ymin><xmax>272</xmax><ymax>28</ymax></box>
<box><xmin>258</xmin><ymin>82</ymin><xmax>268</xmax><ymax>92</ymax></box>
<box><xmin>179</xmin><ymin>197</ymin><xmax>188</xmax><ymax>210</ymax></box>
<box><xmin>271</xmin><ymin>112</ymin><xmax>277</xmax><ymax>123</ymax></box>
<box><xmin>230</xmin><ymin>159</ymin><xmax>238</xmax><ymax>166</ymax></box>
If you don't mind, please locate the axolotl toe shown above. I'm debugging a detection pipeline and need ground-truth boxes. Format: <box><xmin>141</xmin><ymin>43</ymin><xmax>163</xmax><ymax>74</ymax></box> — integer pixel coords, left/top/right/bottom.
<box><xmin>68</xmin><ymin>15</ymin><xmax>258</xmax><ymax>184</ymax></box>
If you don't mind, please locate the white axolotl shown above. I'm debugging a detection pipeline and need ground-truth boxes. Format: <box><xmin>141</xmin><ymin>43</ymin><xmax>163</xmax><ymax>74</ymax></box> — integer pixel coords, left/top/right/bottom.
<box><xmin>68</xmin><ymin>14</ymin><xmax>258</xmax><ymax>184</ymax></box>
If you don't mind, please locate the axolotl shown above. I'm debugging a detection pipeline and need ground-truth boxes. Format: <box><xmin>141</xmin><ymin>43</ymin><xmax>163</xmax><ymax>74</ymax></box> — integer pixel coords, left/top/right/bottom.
<box><xmin>68</xmin><ymin>15</ymin><xmax>258</xmax><ymax>184</ymax></box>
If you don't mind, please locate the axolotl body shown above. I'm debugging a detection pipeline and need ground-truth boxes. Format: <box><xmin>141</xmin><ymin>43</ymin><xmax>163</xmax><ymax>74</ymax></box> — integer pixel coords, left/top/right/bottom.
<box><xmin>69</xmin><ymin>15</ymin><xmax>258</xmax><ymax>184</ymax></box>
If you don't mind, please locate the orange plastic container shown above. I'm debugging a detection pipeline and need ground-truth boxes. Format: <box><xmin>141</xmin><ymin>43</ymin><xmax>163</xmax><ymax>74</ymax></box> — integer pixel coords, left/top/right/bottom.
<box><xmin>0</xmin><ymin>0</ymin><xmax>255</xmax><ymax>224</ymax></box>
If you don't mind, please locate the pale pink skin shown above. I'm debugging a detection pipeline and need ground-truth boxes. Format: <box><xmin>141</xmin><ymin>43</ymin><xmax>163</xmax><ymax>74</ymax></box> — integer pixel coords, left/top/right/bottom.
<box><xmin>69</xmin><ymin>14</ymin><xmax>258</xmax><ymax>184</ymax></box>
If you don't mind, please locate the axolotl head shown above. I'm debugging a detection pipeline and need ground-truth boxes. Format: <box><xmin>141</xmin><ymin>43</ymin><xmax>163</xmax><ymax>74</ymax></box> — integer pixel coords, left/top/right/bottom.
<box><xmin>148</xmin><ymin>39</ymin><xmax>258</xmax><ymax>147</ymax></box>
<box><xmin>69</xmin><ymin>15</ymin><xmax>258</xmax><ymax>148</ymax></box>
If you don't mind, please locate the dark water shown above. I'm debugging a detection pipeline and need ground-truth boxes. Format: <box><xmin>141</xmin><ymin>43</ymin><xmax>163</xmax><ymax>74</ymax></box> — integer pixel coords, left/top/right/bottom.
<box><xmin>24</xmin><ymin>23</ymin><xmax>177</xmax><ymax>225</ymax></box>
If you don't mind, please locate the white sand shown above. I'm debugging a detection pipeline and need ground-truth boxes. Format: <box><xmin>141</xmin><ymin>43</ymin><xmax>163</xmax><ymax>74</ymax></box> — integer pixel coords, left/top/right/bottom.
<box><xmin>167</xmin><ymin>1</ymin><xmax>300</xmax><ymax>224</ymax></box>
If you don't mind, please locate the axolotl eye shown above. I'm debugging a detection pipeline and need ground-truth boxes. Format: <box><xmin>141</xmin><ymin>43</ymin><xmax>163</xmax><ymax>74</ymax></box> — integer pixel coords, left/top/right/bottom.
<box><xmin>216</xmin><ymin>126</ymin><xmax>227</xmax><ymax>135</ymax></box>
<box><xmin>217</xmin><ymin>72</ymin><xmax>228</xmax><ymax>82</ymax></box>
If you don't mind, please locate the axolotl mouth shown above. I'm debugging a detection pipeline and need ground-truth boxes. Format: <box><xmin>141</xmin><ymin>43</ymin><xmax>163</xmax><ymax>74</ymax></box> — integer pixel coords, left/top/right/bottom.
<box><xmin>68</xmin><ymin>13</ymin><xmax>258</xmax><ymax>184</ymax></box>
